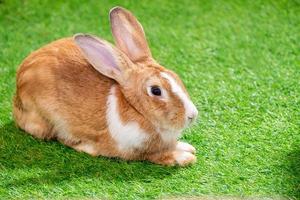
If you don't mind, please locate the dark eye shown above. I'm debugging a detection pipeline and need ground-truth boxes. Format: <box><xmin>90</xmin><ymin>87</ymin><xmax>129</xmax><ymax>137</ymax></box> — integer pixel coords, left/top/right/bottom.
<box><xmin>151</xmin><ymin>86</ymin><xmax>161</xmax><ymax>96</ymax></box>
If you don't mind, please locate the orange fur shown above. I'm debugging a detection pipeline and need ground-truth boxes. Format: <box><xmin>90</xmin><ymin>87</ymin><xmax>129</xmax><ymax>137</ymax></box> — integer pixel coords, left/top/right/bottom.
<box><xmin>13</xmin><ymin>7</ymin><xmax>198</xmax><ymax>166</ymax></box>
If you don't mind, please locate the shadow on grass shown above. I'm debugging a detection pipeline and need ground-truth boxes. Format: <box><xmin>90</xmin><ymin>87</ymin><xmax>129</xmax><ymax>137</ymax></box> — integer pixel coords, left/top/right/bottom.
<box><xmin>0</xmin><ymin>121</ymin><xmax>179</xmax><ymax>192</ymax></box>
<box><xmin>284</xmin><ymin>150</ymin><xmax>300</xmax><ymax>199</ymax></box>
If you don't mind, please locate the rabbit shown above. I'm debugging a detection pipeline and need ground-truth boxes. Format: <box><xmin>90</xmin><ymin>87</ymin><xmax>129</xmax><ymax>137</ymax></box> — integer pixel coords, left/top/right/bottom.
<box><xmin>13</xmin><ymin>6</ymin><xmax>198</xmax><ymax>166</ymax></box>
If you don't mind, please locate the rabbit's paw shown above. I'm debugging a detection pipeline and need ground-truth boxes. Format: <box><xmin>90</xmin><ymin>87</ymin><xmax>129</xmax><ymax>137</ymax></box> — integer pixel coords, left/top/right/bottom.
<box><xmin>173</xmin><ymin>150</ymin><xmax>196</xmax><ymax>166</ymax></box>
<box><xmin>176</xmin><ymin>141</ymin><xmax>196</xmax><ymax>154</ymax></box>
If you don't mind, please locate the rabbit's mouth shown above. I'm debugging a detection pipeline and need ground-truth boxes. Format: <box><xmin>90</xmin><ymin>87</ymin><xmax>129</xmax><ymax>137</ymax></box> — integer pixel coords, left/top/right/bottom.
<box><xmin>185</xmin><ymin>111</ymin><xmax>199</xmax><ymax>128</ymax></box>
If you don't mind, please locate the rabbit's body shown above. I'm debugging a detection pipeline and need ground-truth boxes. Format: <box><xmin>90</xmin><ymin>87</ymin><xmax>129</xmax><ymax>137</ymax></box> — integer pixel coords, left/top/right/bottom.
<box><xmin>13</xmin><ymin>7</ymin><xmax>198</xmax><ymax>166</ymax></box>
<box><xmin>14</xmin><ymin>38</ymin><xmax>116</xmax><ymax>155</ymax></box>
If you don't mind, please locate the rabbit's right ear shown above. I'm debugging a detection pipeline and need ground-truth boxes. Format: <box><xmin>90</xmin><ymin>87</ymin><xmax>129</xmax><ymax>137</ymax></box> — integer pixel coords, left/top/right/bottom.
<box><xmin>74</xmin><ymin>34</ymin><xmax>132</xmax><ymax>84</ymax></box>
<box><xmin>110</xmin><ymin>7</ymin><xmax>152</xmax><ymax>63</ymax></box>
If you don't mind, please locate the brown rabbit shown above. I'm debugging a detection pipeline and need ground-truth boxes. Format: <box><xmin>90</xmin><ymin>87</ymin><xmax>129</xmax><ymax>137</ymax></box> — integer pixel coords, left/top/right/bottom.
<box><xmin>13</xmin><ymin>7</ymin><xmax>198</xmax><ymax>166</ymax></box>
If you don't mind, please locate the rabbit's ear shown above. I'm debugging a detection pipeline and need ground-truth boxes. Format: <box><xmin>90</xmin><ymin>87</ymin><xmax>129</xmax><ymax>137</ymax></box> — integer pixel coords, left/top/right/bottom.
<box><xmin>110</xmin><ymin>7</ymin><xmax>152</xmax><ymax>63</ymax></box>
<box><xmin>74</xmin><ymin>34</ymin><xmax>131</xmax><ymax>83</ymax></box>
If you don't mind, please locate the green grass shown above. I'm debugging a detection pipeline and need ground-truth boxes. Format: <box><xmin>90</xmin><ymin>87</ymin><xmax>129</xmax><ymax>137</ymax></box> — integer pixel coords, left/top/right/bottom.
<box><xmin>0</xmin><ymin>0</ymin><xmax>299</xmax><ymax>199</ymax></box>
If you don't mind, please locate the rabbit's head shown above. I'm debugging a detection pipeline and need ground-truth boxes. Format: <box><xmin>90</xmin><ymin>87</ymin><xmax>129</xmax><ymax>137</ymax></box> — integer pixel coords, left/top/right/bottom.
<box><xmin>74</xmin><ymin>7</ymin><xmax>198</xmax><ymax>133</ymax></box>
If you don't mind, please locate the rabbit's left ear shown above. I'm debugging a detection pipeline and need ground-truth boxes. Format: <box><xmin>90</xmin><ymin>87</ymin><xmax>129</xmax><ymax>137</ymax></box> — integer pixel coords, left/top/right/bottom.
<box><xmin>74</xmin><ymin>34</ymin><xmax>133</xmax><ymax>84</ymax></box>
<box><xmin>110</xmin><ymin>7</ymin><xmax>152</xmax><ymax>63</ymax></box>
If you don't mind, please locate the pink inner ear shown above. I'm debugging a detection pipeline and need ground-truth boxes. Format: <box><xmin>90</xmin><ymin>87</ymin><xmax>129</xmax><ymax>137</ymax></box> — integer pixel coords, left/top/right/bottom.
<box><xmin>86</xmin><ymin>42</ymin><xmax>120</xmax><ymax>71</ymax></box>
<box><xmin>76</xmin><ymin>35</ymin><xmax>120</xmax><ymax>71</ymax></box>
<box><xmin>112</xmin><ymin>19</ymin><xmax>142</xmax><ymax>62</ymax></box>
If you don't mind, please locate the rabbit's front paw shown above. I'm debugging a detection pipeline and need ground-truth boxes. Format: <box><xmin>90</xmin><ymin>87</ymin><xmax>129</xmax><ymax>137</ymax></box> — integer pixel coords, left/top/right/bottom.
<box><xmin>176</xmin><ymin>141</ymin><xmax>196</xmax><ymax>154</ymax></box>
<box><xmin>173</xmin><ymin>150</ymin><xmax>196</xmax><ymax>166</ymax></box>
<box><xmin>147</xmin><ymin>149</ymin><xmax>196</xmax><ymax>166</ymax></box>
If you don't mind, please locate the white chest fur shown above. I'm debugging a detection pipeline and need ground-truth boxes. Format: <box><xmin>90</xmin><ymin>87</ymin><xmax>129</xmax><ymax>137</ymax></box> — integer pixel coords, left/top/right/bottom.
<box><xmin>106</xmin><ymin>86</ymin><xmax>149</xmax><ymax>151</ymax></box>
<box><xmin>157</xmin><ymin>128</ymin><xmax>182</xmax><ymax>145</ymax></box>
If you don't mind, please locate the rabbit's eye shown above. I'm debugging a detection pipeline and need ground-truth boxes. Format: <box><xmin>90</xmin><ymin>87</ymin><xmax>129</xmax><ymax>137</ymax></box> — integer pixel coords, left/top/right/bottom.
<box><xmin>151</xmin><ymin>86</ymin><xmax>161</xmax><ymax>96</ymax></box>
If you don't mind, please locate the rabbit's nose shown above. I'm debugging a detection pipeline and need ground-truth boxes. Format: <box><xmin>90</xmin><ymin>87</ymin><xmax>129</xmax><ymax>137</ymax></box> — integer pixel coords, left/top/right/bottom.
<box><xmin>187</xmin><ymin>109</ymin><xmax>198</xmax><ymax>123</ymax></box>
<box><xmin>187</xmin><ymin>114</ymin><xmax>196</xmax><ymax>122</ymax></box>
<box><xmin>188</xmin><ymin>116</ymin><xmax>194</xmax><ymax>121</ymax></box>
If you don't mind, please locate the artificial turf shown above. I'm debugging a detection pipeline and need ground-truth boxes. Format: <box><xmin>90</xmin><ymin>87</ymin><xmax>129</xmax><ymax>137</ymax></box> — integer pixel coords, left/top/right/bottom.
<box><xmin>0</xmin><ymin>0</ymin><xmax>299</xmax><ymax>199</ymax></box>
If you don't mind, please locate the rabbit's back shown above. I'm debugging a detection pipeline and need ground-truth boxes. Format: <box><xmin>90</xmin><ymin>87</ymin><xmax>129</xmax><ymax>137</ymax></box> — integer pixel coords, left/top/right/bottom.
<box><xmin>14</xmin><ymin>38</ymin><xmax>114</xmax><ymax>142</ymax></box>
